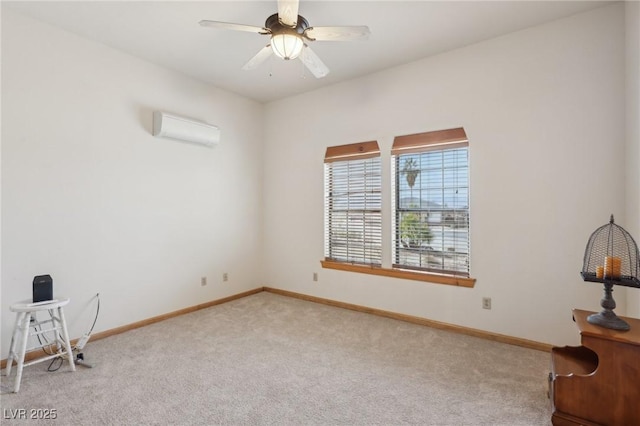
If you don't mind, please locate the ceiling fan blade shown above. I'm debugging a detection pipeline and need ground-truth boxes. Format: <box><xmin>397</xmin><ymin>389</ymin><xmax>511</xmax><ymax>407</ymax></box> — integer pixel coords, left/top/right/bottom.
<box><xmin>300</xmin><ymin>46</ymin><xmax>329</xmax><ymax>78</ymax></box>
<box><xmin>304</xmin><ymin>26</ymin><xmax>370</xmax><ymax>41</ymax></box>
<box><xmin>277</xmin><ymin>0</ymin><xmax>299</xmax><ymax>27</ymax></box>
<box><xmin>199</xmin><ymin>20</ymin><xmax>269</xmax><ymax>34</ymax></box>
<box><xmin>242</xmin><ymin>45</ymin><xmax>274</xmax><ymax>71</ymax></box>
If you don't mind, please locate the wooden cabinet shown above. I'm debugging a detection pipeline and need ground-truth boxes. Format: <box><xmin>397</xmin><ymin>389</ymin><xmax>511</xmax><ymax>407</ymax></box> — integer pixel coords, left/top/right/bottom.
<box><xmin>549</xmin><ymin>309</ymin><xmax>640</xmax><ymax>425</ymax></box>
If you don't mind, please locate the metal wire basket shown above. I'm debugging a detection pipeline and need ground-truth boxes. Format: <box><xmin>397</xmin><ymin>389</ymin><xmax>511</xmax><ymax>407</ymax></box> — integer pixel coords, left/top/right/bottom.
<box><xmin>580</xmin><ymin>215</ymin><xmax>640</xmax><ymax>330</ymax></box>
<box><xmin>581</xmin><ymin>215</ymin><xmax>640</xmax><ymax>288</ymax></box>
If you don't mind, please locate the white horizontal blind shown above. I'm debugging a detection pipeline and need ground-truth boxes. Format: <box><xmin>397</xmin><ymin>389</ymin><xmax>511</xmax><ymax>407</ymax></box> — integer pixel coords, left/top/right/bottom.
<box><xmin>325</xmin><ymin>153</ymin><xmax>382</xmax><ymax>266</ymax></box>
<box><xmin>392</xmin><ymin>128</ymin><xmax>470</xmax><ymax>276</ymax></box>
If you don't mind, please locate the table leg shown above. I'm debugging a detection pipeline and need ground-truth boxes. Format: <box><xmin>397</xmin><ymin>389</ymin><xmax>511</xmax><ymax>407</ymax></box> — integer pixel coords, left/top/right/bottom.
<box><xmin>57</xmin><ymin>307</ymin><xmax>75</xmax><ymax>372</ymax></box>
<box><xmin>13</xmin><ymin>312</ymin><xmax>32</xmax><ymax>393</ymax></box>
<box><xmin>5</xmin><ymin>312</ymin><xmax>25</xmax><ymax>378</ymax></box>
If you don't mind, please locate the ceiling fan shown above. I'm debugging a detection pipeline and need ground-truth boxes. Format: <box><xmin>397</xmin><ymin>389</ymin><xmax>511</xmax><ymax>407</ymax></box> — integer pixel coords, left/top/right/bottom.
<box><xmin>199</xmin><ymin>0</ymin><xmax>370</xmax><ymax>78</ymax></box>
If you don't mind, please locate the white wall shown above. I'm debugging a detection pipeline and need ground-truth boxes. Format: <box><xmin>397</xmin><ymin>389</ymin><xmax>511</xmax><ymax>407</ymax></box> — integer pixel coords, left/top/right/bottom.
<box><xmin>1</xmin><ymin>10</ymin><xmax>264</xmax><ymax>351</ymax></box>
<box><xmin>625</xmin><ymin>1</ymin><xmax>640</xmax><ymax>318</ymax></box>
<box><xmin>263</xmin><ymin>3</ymin><xmax>626</xmax><ymax>346</ymax></box>
<box><xmin>2</xmin><ymin>3</ymin><xmax>634</xmax><ymax>354</ymax></box>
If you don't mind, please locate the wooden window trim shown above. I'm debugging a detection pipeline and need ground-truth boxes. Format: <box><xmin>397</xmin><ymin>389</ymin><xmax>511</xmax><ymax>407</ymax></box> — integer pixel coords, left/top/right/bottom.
<box><xmin>325</xmin><ymin>140</ymin><xmax>380</xmax><ymax>163</ymax></box>
<box><xmin>321</xmin><ymin>259</ymin><xmax>476</xmax><ymax>288</ymax></box>
<box><xmin>391</xmin><ymin>127</ymin><xmax>468</xmax><ymax>155</ymax></box>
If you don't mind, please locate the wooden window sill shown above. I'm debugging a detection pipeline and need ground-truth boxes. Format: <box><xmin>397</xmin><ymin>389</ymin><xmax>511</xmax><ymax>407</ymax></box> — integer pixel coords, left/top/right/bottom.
<box><xmin>321</xmin><ymin>260</ymin><xmax>476</xmax><ymax>288</ymax></box>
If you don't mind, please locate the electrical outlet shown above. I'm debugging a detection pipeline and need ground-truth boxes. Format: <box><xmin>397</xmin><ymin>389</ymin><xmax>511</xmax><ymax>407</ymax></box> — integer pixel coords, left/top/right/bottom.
<box><xmin>201</xmin><ymin>277</ymin><xmax>207</xmax><ymax>286</ymax></box>
<box><xmin>482</xmin><ymin>297</ymin><xmax>492</xmax><ymax>310</ymax></box>
<box><xmin>223</xmin><ymin>273</ymin><xmax>228</xmax><ymax>282</ymax></box>
<box><xmin>313</xmin><ymin>272</ymin><xmax>318</xmax><ymax>282</ymax></box>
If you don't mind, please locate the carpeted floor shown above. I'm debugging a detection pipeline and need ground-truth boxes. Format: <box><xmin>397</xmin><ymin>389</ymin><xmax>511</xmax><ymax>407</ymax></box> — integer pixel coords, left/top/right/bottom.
<box><xmin>1</xmin><ymin>292</ymin><xmax>552</xmax><ymax>425</ymax></box>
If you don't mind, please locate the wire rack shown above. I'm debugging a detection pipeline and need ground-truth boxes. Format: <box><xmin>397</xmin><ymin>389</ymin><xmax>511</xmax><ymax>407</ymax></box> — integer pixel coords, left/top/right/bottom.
<box><xmin>581</xmin><ymin>215</ymin><xmax>640</xmax><ymax>288</ymax></box>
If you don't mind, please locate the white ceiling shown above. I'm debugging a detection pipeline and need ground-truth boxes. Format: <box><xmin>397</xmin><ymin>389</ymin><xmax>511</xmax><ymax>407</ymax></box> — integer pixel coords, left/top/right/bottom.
<box><xmin>4</xmin><ymin>1</ymin><xmax>613</xmax><ymax>103</ymax></box>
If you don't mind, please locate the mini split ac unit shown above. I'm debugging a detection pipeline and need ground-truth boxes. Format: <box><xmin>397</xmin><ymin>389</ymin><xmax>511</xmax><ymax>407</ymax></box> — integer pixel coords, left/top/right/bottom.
<box><xmin>152</xmin><ymin>111</ymin><xmax>220</xmax><ymax>147</ymax></box>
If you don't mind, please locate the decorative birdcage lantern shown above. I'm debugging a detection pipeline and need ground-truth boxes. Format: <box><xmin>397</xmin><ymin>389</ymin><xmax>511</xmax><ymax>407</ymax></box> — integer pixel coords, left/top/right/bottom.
<box><xmin>581</xmin><ymin>215</ymin><xmax>640</xmax><ymax>331</ymax></box>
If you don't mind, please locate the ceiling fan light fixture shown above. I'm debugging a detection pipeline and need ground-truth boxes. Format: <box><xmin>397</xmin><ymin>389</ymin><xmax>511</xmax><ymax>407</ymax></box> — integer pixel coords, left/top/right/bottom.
<box><xmin>271</xmin><ymin>33</ymin><xmax>303</xmax><ymax>60</ymax></box>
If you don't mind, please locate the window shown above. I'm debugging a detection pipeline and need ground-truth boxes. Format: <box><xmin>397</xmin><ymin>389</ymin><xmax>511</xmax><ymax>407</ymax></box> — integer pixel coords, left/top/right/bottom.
<box><xmin>324</xmin><ymin>141</ymin><xmax>382</xmax><ymax>266</ymax></box>
<box><xmin>321</xmin><ymin>130</ymin><xmax>474</xmax><ymax>287</ymax></box>
<box><xmin>392</xmin><ymin>128</ymin><xmax>470</xmax><ymax>276</ymax></box>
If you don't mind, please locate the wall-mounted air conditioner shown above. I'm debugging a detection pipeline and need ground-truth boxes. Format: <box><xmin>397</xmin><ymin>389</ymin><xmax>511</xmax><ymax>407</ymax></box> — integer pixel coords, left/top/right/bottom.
<box><xmin>152</xmin><ymin>111</ymin><xmax>220</xmax><ymax>148</ymax></box>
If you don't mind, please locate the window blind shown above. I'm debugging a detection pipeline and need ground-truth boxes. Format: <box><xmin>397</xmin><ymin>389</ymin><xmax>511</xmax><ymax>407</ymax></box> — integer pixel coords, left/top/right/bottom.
<box><xmin>391</xmin><ymin>128</ymin><xmax>470</xmax><ymax>276</ymax></box>
<box><xmin>324</xmin><ymin>141</ymin><xmax>382</xmax><ymax>266</ymax></box>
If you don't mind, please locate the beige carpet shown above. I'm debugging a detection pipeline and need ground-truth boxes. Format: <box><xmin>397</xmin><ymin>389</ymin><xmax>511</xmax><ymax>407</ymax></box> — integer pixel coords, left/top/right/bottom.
<box><xmin>0</xmin><ymin>292</ymin><xmax>552</xmax><ymax>425</ymax></box>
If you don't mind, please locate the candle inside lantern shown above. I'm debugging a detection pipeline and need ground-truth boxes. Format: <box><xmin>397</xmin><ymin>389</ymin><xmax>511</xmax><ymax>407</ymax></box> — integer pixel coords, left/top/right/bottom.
<box><xmin>596</xmin><ymin>266</ymin><xmax>604</xmax><ymax>279</ymax></box>
<box><xmin>604</xmin><ymin>256</ymin><xmax>621</xmax><ymax>279</ymax></box>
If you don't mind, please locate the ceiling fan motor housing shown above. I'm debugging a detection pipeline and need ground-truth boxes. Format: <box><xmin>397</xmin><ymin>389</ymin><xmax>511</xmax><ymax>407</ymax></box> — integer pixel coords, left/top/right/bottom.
<box><xmin>266</xmin><ymin>13</ymin><xmax>309</xmax><ymax>36</ymax></box>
